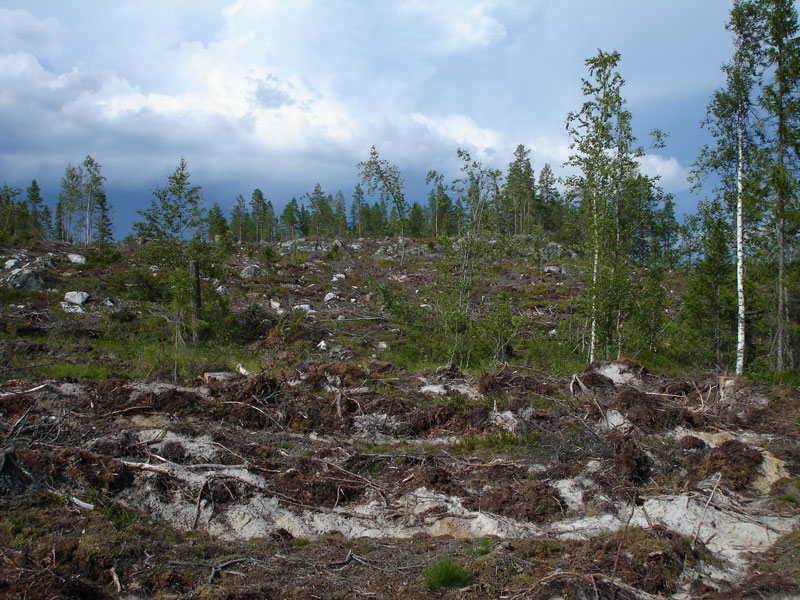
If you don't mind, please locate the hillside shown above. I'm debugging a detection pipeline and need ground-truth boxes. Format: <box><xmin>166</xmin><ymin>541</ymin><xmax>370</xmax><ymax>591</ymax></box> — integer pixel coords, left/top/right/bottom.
<box><xmin>1</xmin><ymin>238</ymin><xmax>799</xmax><ymax>600</ymax></box>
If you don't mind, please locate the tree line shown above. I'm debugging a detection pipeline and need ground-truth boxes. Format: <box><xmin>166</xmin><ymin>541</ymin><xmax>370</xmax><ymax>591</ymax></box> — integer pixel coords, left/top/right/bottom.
<box><xmin>0</xmin><ymin>0</ymin><xmax>797</xmax><ymax>378</ymax></box>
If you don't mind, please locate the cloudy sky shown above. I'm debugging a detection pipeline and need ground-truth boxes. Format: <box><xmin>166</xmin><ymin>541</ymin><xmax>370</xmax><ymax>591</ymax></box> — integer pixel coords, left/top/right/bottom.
<box><xmin>1</xmin><ymin>1</ymin><xmax>738</xmax><ymax>236</ymax></box>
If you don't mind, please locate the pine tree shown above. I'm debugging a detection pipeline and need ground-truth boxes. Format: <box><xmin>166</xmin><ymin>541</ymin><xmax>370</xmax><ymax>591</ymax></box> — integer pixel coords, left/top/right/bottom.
<box><xmin>93</xmin><ymin>189</ymin><xmax>113</xmax><ymax>246</ymax></box>
<box><xmin>25</xmin><ymin>179</ymin><xmax>44</xmax><ymax>232</ymax></box>
<box><xmin>133</xmin><ymin>158</ymin><xmax>204</xmax><ymax>260</ymax></box>
<box><xmin>504</xmin><ymin>144</ymin><xmax>537</xmax><ymax>234</ymax></box>
<box><xmin>350</xmin><ymin>183</ymin><xmax>365</xmax><ymax>238</ymax></box>
<box><xmin>58</xmin><ymin>164</ymin><xmax>83</xmax><ymax>242</ymax></box>
<box><xmin>251</xmin><ymin>189</ymin><xmax>268</xmax><ymax>242</ymax></box>
<box><xmin>334</xmin><ymin>190</ymin><xmax>347</xmax><ymax>238</ymax></box>
<box><xmin>280</xmin><ymin>198</ymin><xmax>299</xmax><ymax>239</ymax></box>
<box><xmin>81</xmin><ymin>155</ymin><xmax>105</xmax><ymax>246</ymax></box>
<box><xmin>207</xmin><ymin>202</ymin><xmax>229</xmax><ymax>242</ymax></box>
<box><xmin>230</xmin><ymin>194</ymin><xmax>249</xmax><ymax>243</ymax></box>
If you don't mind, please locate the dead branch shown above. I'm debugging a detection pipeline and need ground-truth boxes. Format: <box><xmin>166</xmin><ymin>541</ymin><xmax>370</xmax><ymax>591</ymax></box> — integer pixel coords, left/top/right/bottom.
<box><xmin>192</xmin><ymin>480</ymin><xmax>207</xmax><ymax>530</ymax></box>
<box><xmin>692</xmin><ymin>472</ymin><xmax>722</xmax><ymax>551</ymax></box>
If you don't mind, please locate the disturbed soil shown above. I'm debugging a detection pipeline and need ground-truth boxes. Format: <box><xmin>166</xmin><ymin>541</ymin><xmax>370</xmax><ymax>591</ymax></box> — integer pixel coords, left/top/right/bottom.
<box><xmin>1</xmin><ymin>238</ymin><xmax>800</xmax><ymax>599</ymax></box>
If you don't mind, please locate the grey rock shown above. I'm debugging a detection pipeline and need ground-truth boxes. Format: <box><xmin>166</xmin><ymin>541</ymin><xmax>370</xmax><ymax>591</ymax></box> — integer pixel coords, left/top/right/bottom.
<box><xmin>60</xmin><ymin>301</ymin><xmax>83</xmax><ymax>314</ymax></box>
<box><xmin>67</xmin><ymin>253</ymin><xmax>86</xmax><ymax>265</ymax></box>
<box><xmin>544</xmin><ymin>265</ymin><xmax>565</xmax><ymax>276</ymax></box>
<box><xmin>216</xmin><ymin>285</ymin><xmax>229</xmax><ymax>295</ymax></box>
<box><xmin>4</xmin><ymin>258</ymin><xmax>20</xmax><ymax>270</ymax></box>
<box><xmin>64</xmin><ymin>291</ymin><xmax>90</xmax><ymax>305</ymax></box>
<box><xmin>240</xmin><ymin>265</ymin><xmax>264</xmax><ymax>278</ymax></box>
<box><xmin>6</xmin><ymin>268</ymin><xmax>44</xmax><ymax>290</ymax></box>
<box><xmin>34</xmin><ymin>255</ymin><xmax>56</xmax><ymax>269</ymax></box>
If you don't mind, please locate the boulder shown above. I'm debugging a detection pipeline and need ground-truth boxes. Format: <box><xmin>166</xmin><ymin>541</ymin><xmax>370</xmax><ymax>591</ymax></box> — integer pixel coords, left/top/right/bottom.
<box><xmin>67</xmin><ymin>254</ymin><xmax>86</xmax><ymax>265</ymax></box>
<box><xmin>60</xmin><ymin>302</ymin><xmax>83</xmax><ymax>314</ymax></box>
<box><xmin>240</xmin><ymin>265</ymin><xmax>264</xmax><ymax>278</ymax></box>
<box><xmin>34</xmin><ymin>255</ymin><xmax>56</xmax><ymax>269</ymax></box>
<box><xmin>324</xmin><ymin>292</ymin><xmax>338</xmax><ymax>303</ymax></box>
<box><xmin>544</xmin><ymin>265</ymin><xmax>565</xmax><ymax>276</ymax></box>
<box><xmin>216</xmin><ymin>285</ymin><xmax>228</xmax><ymax>295</ymax></box>
<box><xmin>64</xmin><ymin>291</ymin><xmax>90</xmax><ymax>305</ymax></box>
<box><xmin>4</xmin><ymin>258</ymin><xmax>20</xmax><ymax>270</ymax></box>
<box><xmin>6</xmin><ymin>268</ymin><xmax>44</xmax><ymax>290</ymax></box>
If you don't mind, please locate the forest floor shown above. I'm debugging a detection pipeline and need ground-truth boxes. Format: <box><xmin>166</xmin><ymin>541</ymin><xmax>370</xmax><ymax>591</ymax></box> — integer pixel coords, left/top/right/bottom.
<box><xmin>1</xmin><ymin>238</ymin><xmax>799</xmax><ymax>599</ymax></box>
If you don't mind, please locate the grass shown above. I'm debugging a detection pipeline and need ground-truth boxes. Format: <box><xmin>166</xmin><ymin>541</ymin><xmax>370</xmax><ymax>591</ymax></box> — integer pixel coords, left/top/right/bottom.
<box><xmin>470</xmin><ymin>537</ymin><xmax>493</xmax><ymax>557</ymax></box>
<box><xmin>292</xmin><ymin>537</ymin><xmax>311</xmax><ymax>547</ymax></box>
<box><xmin>423</xmin><ymin>559</ymin><xmax>469</xmax><ymax>591</ymax></box>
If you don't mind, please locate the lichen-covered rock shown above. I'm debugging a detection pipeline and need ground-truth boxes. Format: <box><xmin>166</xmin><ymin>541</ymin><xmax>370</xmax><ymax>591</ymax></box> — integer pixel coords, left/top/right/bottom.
<box><xmin>240</xmin><ymin>265</ymin><xmax>264</xmax><ymax>278</ymax></box>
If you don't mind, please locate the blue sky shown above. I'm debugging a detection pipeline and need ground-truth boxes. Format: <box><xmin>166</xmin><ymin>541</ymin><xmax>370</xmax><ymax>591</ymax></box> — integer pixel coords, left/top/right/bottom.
<box><xmin>0</xmin><ymin>1</ymin><xmax>741</xmax><ymax>236</ymax></box>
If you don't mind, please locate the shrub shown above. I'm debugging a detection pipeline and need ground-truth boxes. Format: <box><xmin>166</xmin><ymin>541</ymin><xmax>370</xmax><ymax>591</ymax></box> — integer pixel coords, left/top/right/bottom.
<box><xmin>423</xmin><ymin>559</ymin><xmax>468</xmax><ymax>592</ymax></box>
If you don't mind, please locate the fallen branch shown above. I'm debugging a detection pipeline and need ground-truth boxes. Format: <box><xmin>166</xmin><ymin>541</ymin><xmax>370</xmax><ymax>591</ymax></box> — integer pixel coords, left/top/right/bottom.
<box><xmin>192</xmin><ymin>480</ymin><xmax>207</xmax><ymax>530</ymax></box>
<box><xmin>692</xmin><ymin>472</ymin><xmax>722</xmax><ymax>551</ymax></box>
<box><xmin>0</xmin><ymin>383</ymin><xmax>48</xmax><ymax>398</ymax></box>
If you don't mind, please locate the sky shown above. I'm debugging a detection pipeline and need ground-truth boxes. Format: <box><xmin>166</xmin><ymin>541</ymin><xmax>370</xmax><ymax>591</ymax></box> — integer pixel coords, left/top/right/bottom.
<box><xmin>0</xmin><ymin>1</ymin><xmax>742</xmax><ymax>237</ymax></box>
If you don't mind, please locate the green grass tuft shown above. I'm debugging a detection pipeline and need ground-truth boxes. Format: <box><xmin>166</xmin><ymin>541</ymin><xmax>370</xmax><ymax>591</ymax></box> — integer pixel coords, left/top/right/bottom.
<box><xmin>423</xmin><ymin>558</ymin><xmax>469</xmax><ymax>591</ymax></box>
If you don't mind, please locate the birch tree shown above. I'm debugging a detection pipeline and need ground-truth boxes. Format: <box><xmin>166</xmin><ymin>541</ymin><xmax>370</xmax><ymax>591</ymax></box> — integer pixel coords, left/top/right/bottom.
<box><xmin>694</xmin><ymin>1</ymin><xmax>761</xmax><ymax>375</ymax></box>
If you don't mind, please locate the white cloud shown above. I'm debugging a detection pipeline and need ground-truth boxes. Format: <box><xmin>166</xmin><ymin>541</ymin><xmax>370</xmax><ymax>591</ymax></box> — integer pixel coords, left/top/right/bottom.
<box><xmin>399</xmin><ymin>0</ymin><xmax>507</xmax><ymax>53</ymax></box>
<box><xmin>637</xmin><ymin>154</ymin><xmax>690</xmax><ymax>193</ymax></box>
<box><xmin>0</xmin><ymin>9</ymin><xmax>59</xmax><ymax>60</ymax></box>
<box><xmin>411</xmin><ymin>112</ymin><xmax>503</xmax><ymax>159</ymax></box>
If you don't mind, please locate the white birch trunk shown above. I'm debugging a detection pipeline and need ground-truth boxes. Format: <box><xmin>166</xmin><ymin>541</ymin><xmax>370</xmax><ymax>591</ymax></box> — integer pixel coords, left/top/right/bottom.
<box><xmin>736</xmin><ymin>108</ymin><xmax>746</xmax><ymax>376</ymax></box>
<box><xmin>589</xmin><ymin>192</ymin><xmax>599</xmax><ymax>364</ymax></box>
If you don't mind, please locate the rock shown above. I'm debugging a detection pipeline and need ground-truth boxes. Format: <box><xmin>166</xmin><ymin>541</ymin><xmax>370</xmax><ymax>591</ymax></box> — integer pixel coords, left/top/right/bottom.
<box><xmin>67</xmin><ymin>253</ymin><xmax>86</xmax><ymax>265</ymax></box>
<box><xmin>34</xmin><ymin>255</ymin><xmax>56</xmax><ymax>269</ymax></box>
<box><xmin>595</xmin><ymin>361</ymin><xmax>640</xmax><ymax>385</ymax></box>
<box><xmin>60</xmin><ymin>301</ymin><xmax>83</xmax><ymax>314</ymax></box>
<box><xmin>216</xmin><ymin>285</ymin><xmax>228</xmax><ymax>295</ymax></box>
<box><xmin>292</xmin><ymin>304</ymin><xmax>315</xmax><ymax>314</ymax></box>
<box><xmin>541</xmin><ymin>241</ymin><xmax>562</xmax><ymax>259</ymax></box>
<box><xmin>6</xmin><ymin>268</ymin><xmax>44</xmax><ymax>290</ymax></box>
<box><xmin>601</xmin><ymin>409</ymin><xmax>634</xmax><ymax>433</ymax></box>
<box><xmin>377</xmin><ymin>341</ymin><xmax>389</xmax><ymax>350</ymax></box>
<box><xmin>240</xmin><ymin>265</ymin><xmax>264</xmax><ymax>278</ymax></box>
<box><xmin>332</xmin><ymin>273</ymin><xmax>346</xmax><ymax>282</ymax></box>
<box><xmin>64</xmin><ymin>291</ymin><xmax>90</xmax><ymax>305</ymax></box>
<box><xmin>317</xmin><ymin>340</ymin><xmax>327</xmax><ymax>351</ymax></box>
<box><xmin>544</xmin><ymin>265</ymin><xmax>565</xmax><ymax>275</ymax></box>
<box><xmin>4</xmin><ymin>258</ymin><xmax>20</xmax><ymax>270</ymax></box>
<box><xmin>324</xmin><ymin>292</ymin><xmax>338</xmax><ymax>303</ymax></box>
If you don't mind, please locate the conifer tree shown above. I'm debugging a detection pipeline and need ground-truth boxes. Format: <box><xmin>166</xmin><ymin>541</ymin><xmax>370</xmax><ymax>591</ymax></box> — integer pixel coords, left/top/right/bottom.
<box><xmin>25</xmin><ymin>179</ymin><xmax>44</xmax><ymax>232</ymax></box>
<box><xmin>93</xmin><ymin>189</ymin><xmax>113</xmax><ymax>246</ymax></box>
<box><xmin>755</xmin><ymin>0</ymin><xmax>800</xmax><ymax>371</ymax></box>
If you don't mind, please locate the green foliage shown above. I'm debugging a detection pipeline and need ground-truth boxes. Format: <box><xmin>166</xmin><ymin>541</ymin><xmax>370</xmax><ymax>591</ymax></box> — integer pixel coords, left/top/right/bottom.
<box><xmin>292</xmin><ymin>537</ymin><xmax>311</xmax><ymax>547</ymax></box>
<box><xmin>423</xmin><ymin>559</ymin><xmax>469</xmax><ymax>592</ymax></box>
<box><xmin>133</xmin><ymin>158</ymin><xmax>204</xmax><ymax>261</ymax></box>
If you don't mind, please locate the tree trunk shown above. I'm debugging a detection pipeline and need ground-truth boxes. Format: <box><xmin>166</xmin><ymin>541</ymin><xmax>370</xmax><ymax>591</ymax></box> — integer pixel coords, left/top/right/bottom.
<box><xmin>736</xmin><ymin>105</ymin><xmax>746</xmax><ymax>376</ymax></box>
